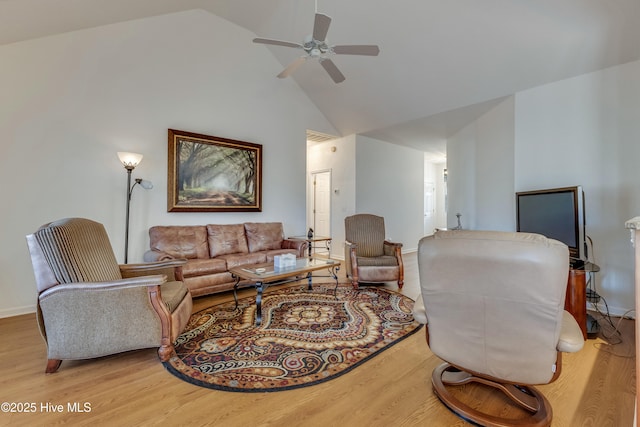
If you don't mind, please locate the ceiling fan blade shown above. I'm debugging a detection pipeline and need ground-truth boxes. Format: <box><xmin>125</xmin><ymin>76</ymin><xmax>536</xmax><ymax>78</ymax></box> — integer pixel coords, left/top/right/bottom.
<box><xmin>332</xmin><ymin>45</ymin><xmax>380</xmax><ymax>56</ymax></box>
<box><xmin>312</xmin><ymin>13</ymin><xmax>332</xmax><ymax>41</ymax></box>
<box><xmin>253</xmin><ymin>38</ymin><xmax>303</xmax><ymax>49</ymax></box>
<box><xmin>320</xmin><ymin>58</ymin><xmax>345</xmax><ymax>83</ymax></box>
<box><xmin>277</xmin><ymin>57</ymin><xmax>307</xmax><ymax>78</ymax></box>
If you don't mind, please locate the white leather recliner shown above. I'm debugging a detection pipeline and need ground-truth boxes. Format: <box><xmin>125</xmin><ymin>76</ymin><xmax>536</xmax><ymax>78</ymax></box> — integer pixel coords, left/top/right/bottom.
<box><xmin>413</xmin><ymin>230</ymin><xmax>584</xmax><ymax>427</ymax></box>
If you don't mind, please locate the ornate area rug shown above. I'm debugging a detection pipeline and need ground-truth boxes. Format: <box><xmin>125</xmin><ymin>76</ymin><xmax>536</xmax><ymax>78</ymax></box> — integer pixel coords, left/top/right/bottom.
<box><xmin>163</xmin><ymin>284</ymin><xmax>422</xmax><ymax>392</ymax></box>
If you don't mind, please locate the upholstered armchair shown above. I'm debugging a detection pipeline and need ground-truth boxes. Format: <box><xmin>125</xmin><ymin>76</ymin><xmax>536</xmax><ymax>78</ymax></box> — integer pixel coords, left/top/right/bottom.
<box><xmin>26</xmin><ymin>218</ymin><xmax>193</xmax><ymax>373</ymax></box>
<box><xmin>412</xmin><ymin>230</ymin><xmax>584</xmax><ymax>426</ymax></box>
<box><xmin>344</xmin><ymin>214</ymin><xmax>404</xmax><ymax>289</ymax></box>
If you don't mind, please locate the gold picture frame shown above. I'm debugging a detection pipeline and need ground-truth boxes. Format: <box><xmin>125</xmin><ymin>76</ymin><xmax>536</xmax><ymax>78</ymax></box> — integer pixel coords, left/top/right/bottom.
<box><xmin>167</xmin><ymin>129</ymin><xmax>262</xmax><ymax>212</ymax></box>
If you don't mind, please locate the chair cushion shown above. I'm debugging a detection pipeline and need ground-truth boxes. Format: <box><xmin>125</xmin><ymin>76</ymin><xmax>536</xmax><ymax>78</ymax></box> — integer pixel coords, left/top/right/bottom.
<box><xmin>160</xmin><ymin>281</ymin><xmax>189</xmax><ymax>313</ymax></box>
<box><xmin>34</xmin><ymin>218</ymin><xmax>122</xmax><ymax>284</ymax></box>
<box><xmin>149</xmin><ymin>226</ymin><xmax>209</xmax><ymax>259</ymax></box>
<box><xmin>207</xmin><ymin>224</ymin><xmax>249</xmax><ymax>257</ymax></box>
<box><xmin>244</xmin><ymin>222</ymin><xmax>284</xmax><ymax>253</ymax></box>
<box><xmin>355</xmin><ymin>255</ymin><xmax>398</xmax><ymax>266</ymax></box>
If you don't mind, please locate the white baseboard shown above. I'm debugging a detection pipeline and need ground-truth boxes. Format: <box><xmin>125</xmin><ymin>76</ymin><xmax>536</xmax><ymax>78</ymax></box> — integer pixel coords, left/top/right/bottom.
<box><xmin>587</xmin><ymin>302</ymin><xmax>636</xmax><ymax>319</ymax></box>
<box><xmin>0</xmin><ymin>304</ymin><xmax>36</xmax><ymax>319</ymax></box>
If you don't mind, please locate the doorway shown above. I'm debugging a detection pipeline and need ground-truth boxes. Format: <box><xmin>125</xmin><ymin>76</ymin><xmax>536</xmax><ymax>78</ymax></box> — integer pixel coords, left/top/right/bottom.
<box><xmin>310</xmin><ymin>170</ymin><xmax>332</xmax><ymax>240</ymax></box>
<box><xmin>424</xmin><ymin>180</ymin><xmax>436</xmax><ymax>235</ymax></box>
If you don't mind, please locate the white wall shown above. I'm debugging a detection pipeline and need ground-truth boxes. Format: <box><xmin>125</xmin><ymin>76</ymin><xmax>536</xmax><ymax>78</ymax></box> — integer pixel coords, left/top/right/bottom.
<box><xmin>355</xmin><ymin>135</ymin><xmax>425</xmax><ymax>252</ymax></box>
<box><xmin>0</xmin><ymin>10</ymin><xmax>337</xmax><ymax>317</ymax></box>
<box><xmin>446</xmin><ymin>124</ymin><xmax>477</xmax><ymax>229</ymax></box>
<box><xmin>446</xmin><ymin>60</ymin><xmax>640</xmax><ymax>315</ymax></box>
<box><xmin>475</xmin><ymin>96</ymin><xmax>515</xmax><ymax>231</ymax></box>
<box><xmin>515</xmin><ymin>60</ymin><xmax>640</xmax><ymax>315</ymax></box>
<box><xmin>307</xmin><ymin>134</ymin><xmax>425</xmax><ymax>257</ymax></box>
<box><xmin>446</xmin><ymin>96</ymin><xmax>515</xmax><ymax>231</ymax></box>
<box><xmin>307</xmin><ymin>136</ymin><xmax>357</xmax><ymax>258</ymax></box>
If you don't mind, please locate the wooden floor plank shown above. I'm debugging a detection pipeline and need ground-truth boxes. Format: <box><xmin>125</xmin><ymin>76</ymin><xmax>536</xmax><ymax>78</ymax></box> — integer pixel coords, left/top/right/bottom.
<box><xmin>0</xmin><ymin>253</ymin><xmax>634</xmax><ymax>426</ymax></box>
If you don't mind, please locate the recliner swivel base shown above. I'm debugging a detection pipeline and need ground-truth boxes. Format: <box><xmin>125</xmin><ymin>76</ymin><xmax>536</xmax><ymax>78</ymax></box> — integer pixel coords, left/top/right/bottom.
<box><xmin>432</xmin><ymin>363</ymin><xmax>552</xmax><ymax>427</ymax></box>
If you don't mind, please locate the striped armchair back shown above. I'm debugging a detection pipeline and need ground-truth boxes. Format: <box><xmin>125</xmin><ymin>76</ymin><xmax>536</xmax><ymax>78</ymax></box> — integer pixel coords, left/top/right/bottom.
<box><xmin>34</xmin><ymin>218</ymin><xmax>122</xmax><ymax>284</ymax></box>
<box><xmin>345</xmin><ymin>214</ymin><xmax>386</xmax><ymax>257</ymax></box>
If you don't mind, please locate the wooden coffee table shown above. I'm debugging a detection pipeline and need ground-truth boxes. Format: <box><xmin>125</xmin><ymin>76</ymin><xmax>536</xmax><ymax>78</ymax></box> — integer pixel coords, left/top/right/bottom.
<box><xmin>229</xmin><ymin>257</ymin><xmax>340</xmax><ymax>325</ymax></box>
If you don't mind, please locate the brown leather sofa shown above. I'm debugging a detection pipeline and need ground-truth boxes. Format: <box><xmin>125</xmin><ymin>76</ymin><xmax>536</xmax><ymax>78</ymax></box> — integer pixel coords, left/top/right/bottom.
<box><xmin>144</xmin><ymin>222</ymin><xmax>307</xmax><ymax>297</ymax></box>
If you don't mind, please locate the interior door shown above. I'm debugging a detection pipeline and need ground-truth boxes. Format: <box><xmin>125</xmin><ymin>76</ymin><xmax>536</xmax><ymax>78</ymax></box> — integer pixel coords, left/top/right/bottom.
<box><xmin>312</xmin><ymin>171</ymin><xmax>331</xmax><ymax>239</ymax></box>
<box><xmin>424</xmin><ymin>181</ymin><xmax>436</xmax><ymax>235</ymax></box>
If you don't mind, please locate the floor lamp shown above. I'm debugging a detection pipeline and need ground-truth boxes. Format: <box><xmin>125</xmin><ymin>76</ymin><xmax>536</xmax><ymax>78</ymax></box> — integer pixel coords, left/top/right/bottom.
<box><xmin>117</xmin><ymin>152</ymin><xmax>153</xmax><ymax>264</ymax></box>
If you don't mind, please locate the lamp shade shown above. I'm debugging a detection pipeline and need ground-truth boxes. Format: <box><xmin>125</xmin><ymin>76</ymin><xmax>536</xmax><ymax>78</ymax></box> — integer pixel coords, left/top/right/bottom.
<box><xmin>117</xmin><ymin>152</ymin><xmax>143</xmax><ymax>169</ymax></box>
<box><xmin>139</xmin><ymin>180</ymin><xmax>153</xmax><ymax>190</ymax></box>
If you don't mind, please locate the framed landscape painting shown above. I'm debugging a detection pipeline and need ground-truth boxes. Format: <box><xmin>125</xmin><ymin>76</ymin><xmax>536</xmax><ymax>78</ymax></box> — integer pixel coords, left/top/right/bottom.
<box><xmin>167</xmin><ymin>129</ymin><xmax>262</xmax><ymax>212</ymax></box>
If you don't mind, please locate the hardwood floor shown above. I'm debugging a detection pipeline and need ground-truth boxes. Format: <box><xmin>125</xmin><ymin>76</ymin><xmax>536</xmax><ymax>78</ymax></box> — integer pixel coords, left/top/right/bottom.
<box><xmin>0</xmin><ymin>253</ymin><xmax>635</xmax><ymax>426</ymax></box>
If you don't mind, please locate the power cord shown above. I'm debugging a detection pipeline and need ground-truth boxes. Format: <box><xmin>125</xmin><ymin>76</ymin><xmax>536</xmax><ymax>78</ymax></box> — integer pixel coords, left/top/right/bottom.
<box><xmin>584</xmin><ymin>235</ymin><xmax>635</xmax><ymax>354</ymax></box>
<box><xmin>593</xmin><ymin>309</ymin><xmax>635</xmax><ymax>357</ymax></box>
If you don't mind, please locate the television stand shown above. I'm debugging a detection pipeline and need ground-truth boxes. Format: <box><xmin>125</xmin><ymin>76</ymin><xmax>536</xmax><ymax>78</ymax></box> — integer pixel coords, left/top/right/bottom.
<box><xmin>565</xmin><ymin>262</ymin><xmax>600</xmax><ymax>340</ymax></box>
<box><xmin>586</xmin><ymin>313</ymin><xmax>601</xmax><ymax>337</ymax></box>
<box><xmin>570</xmin><ymin>258</ymin><xmax>585</xmax><ymax>269</ymax></box>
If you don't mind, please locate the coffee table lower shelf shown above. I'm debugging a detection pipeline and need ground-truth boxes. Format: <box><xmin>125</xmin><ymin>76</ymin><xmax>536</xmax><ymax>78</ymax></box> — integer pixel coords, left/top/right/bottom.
<box><xmin>229</xmin><ymin>258</ymin><xmax>340</xmax><ymax>326</ymax></box>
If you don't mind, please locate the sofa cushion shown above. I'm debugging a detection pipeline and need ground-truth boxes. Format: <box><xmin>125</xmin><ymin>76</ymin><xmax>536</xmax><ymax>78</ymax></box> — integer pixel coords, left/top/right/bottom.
<box><xmin>149</xmin><ymin>226</ymin><xmax>209</xmax><ymax>259</ymax></box>
<box><xmin>181</xmin><ymin>258</ymin><xmax>228</xmax><ymax>278</ymax></box>
<box><xmin>244</xmin><ymin>222</ymin><xmax>284</xmax><ymax>253</ymax></box>
<box><xmin>264</xmin><ymin>249</ymin><xmax>299</xmax><ymax>262</ymax></box>
<box><xmin>207</xmin><ymin>224</ymin><xmax>249</xmax><ymax>258</ymax></box>
<box><xmin>218</xmin><ymin>252</ymin><xmax>267</xmax><ymax>269</ymax></box>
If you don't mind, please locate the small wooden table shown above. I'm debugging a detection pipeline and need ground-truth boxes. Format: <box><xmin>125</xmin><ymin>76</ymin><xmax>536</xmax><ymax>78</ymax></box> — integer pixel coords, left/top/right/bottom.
<box><xmin>288</xmin><ymin>235</ymin><xmax>332</xmax><ymax>257</ymax></box>
<box><xmin>229</xmin><ymin>257</ymin><xmax>340</xmax><ymax>326</ymax></box>
<box><xmin>565</xmin><ymin>261</ymin><xmax>600</xmax><ymax>340</ymax></box>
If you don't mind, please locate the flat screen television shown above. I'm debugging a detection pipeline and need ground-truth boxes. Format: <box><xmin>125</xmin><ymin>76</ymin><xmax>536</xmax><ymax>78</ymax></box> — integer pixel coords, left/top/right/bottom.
<box><xmin>516</xmin><ymin>186</ymin><xmax>586</xmax><ymax>265</ymax></box>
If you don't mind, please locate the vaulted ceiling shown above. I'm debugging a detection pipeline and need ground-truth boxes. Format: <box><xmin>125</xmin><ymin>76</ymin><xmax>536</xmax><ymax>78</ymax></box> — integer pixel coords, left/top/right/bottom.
<box><xmin>2</xmin><ymin>0</ymin><xmax>638</xmax><ymax>158</ymax></box>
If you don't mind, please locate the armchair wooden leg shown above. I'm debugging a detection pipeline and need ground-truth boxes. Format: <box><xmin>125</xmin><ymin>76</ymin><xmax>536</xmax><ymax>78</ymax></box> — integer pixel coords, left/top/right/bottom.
<box><xmin>158</xmin><ymin>344</ymin><xmax>174</xmax><ymax>362</ymax></box>
<box><xmin>45</xmin><ymin>359</ymin><xmax>62</xmax><ymax>373</ymax></box>
<box><xmin>397</xmin><ymin>279</ymin><xmax>404</xmax><ymax>289</ymax></box>
<box><xmin>350</xmin><ymin>269</ymin><xmax>360</xmax><ymax>290</ymax></box>
<box><xmin>147</xmin><ymin>285</ymin><xmax>176</xmax><ymax>363</ymax></box>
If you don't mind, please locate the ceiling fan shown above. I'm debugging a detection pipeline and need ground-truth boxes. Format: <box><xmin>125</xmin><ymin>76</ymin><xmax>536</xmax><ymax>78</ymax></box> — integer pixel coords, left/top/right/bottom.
<box><xmin>253</xmin><ymin>12</ymin><xmax>380</xmax><ymax>83</ymax></box>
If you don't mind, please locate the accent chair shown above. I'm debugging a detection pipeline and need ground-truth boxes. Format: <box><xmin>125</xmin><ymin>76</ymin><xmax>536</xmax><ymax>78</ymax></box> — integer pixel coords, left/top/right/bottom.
<box><xmin>26</xmin><ymin>218</ymin><xmax>193</xmax><ymax>373</ymax></box>
<box><xmin>344</xmin><ymin>213</ymin><xmax>404</xmax><ymax>289</ymax></box>
<box><xmin>412</xmin><ymin>230</ymin><xmax>584</xmax><ymax>427</ymax></box>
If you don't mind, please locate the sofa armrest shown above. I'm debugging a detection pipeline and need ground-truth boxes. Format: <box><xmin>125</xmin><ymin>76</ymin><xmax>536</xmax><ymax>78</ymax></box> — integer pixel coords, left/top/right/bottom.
<box><xmin>282</xmin><ymin>239</ymin><xmax>308</xmax><ymax>257</ymax></box>
<box><xmin>144</xmin><ymin>249</ymin><xmax>175</xmax><ymax>262</ymax></box>
<box><xmin>120</xmin><ymin>259</ymin><xmax>187</xmax><ymax>281</ymax></box>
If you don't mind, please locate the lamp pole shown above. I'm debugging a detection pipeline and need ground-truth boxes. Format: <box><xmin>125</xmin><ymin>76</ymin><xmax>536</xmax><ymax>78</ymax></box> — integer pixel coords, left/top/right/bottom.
<box><xmin>117</xmin><ymin>152</ymin><xmax>151</xmax><ymax>264</ymax></box>
<box><xmin>124</xmin><ymin>165</ymin><xmax>134</xmax><ymax>264</ymax></box>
